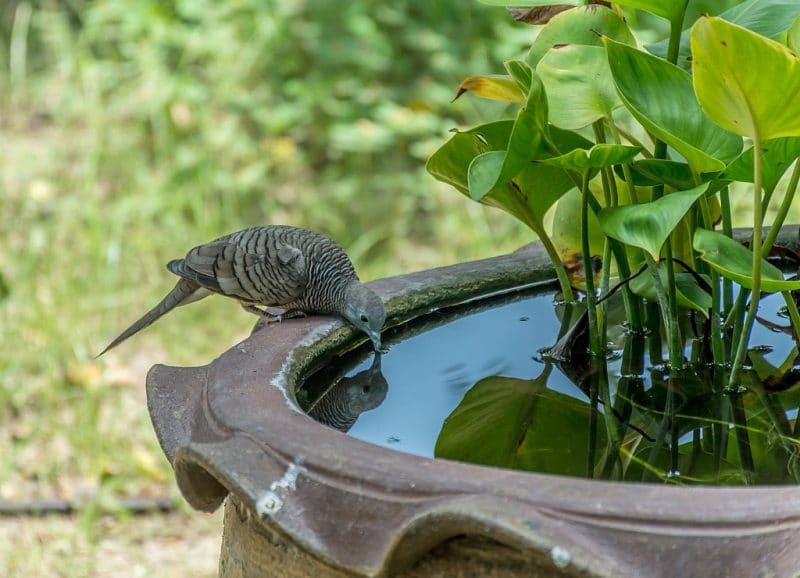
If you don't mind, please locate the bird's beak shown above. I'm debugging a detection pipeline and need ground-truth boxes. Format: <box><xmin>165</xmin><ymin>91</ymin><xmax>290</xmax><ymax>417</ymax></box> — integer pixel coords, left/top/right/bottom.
<box><xmin>369</xmin><ymin>330</ymin><xmax>382</xmax><ymax>352</ymax></box>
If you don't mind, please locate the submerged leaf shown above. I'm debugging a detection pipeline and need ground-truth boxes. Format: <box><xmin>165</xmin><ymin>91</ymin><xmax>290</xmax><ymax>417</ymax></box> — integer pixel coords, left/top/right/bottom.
<box><xmin>598</xmin><ymin>184</ymin><xmax>708</xmax><ymax>259</ymax></box>
<box><xmin>693</xmin><ymin>229</ymin><xmax>800</xmax><ymax>291</ymax></box>
<box><xmin>435</xmin><ymin>373</ymin><xmax>603</xmax><ymax>474</ymax></box>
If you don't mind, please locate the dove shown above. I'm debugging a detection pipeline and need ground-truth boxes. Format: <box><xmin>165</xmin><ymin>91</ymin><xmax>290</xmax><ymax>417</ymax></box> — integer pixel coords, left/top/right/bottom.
<box><xmin>99</xmin><ymin>225</ymin><xmax>386</xmax><ymax>355</ymax></box>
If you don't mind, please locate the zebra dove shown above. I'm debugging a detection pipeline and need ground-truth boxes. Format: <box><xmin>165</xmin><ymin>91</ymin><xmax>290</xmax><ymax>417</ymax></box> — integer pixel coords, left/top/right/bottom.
<box><xmin>99</xmin><ymin>225</ymin><xmax>386</xmax><ymax>355</ymax></box>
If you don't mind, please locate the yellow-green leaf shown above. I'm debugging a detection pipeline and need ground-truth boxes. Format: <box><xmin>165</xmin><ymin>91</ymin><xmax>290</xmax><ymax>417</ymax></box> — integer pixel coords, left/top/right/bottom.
<box><xmin>454</xmin><ymin>75</ymin><xmax>525</xmax><ymax>103</ymax></box>
<box><xmin>691</xmin><ymin>17</ymin><xmax>800</xmax><ymax>140</ymax></box>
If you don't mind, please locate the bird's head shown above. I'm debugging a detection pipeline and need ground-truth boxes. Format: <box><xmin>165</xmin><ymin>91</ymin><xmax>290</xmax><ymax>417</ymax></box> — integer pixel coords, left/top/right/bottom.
<box><xmin>342</xmin><ymin>282</ymin><xmax>386</xmax><ymax>351</ymax></box>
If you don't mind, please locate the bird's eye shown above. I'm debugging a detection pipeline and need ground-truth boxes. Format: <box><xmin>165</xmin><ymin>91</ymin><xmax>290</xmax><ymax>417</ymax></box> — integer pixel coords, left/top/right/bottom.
<box><xmin>360</xmin><ymin>314</ymin><xmax>369</xmax><ymax>323</ymax></box>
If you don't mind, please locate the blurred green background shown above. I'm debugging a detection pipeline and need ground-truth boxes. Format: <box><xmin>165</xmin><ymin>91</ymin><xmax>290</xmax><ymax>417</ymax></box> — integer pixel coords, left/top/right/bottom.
<box><xmin>0</xmin><ymin>1</ymin><xmax>531</xmax><ymax>575</ymax></box>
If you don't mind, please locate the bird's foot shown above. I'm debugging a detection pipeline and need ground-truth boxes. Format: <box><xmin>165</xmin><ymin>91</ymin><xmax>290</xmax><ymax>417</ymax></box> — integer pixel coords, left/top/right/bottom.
<box><xmin>265</xmin><ymin>309</ymin><xmax>307</xmax><ymax>325</ymax></box>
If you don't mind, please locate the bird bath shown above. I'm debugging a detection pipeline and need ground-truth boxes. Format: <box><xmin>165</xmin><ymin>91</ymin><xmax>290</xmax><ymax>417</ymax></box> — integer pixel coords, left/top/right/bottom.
<box><xmin>146</xmin><ymin>227</ymin><xmax>800</xmax><ymax>577</ymax></box>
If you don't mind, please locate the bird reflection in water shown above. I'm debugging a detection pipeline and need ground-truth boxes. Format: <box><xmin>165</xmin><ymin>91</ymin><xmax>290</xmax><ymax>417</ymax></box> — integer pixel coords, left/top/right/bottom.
<box><xmin>308</xmin><ymin>353</ymin><xmax>388</xmax><ymax>432</ymax></box>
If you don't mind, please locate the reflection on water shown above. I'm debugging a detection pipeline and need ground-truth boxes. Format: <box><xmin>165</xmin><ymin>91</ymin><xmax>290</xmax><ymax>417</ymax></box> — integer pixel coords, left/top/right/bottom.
<box><xmin>299</xmin><ymin>286</ymin><xmax>800</xmax><ymax>485</ymax></box>
<box><xmin>306</xmin><ymin>354</ymin><xmax>387</xmax><ymax>433</ymax></box>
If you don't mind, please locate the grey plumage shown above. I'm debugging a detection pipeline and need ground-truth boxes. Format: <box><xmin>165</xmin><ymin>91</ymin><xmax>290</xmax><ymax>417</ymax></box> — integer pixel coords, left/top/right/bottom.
<box><xmin>308</xmin><ymin>354</ymin><xmax>387</xmax><ymax>432</ymax></box>
<box><xmin>99</xmin><ymin>225</ymin><xmax>386</xmax><ymax>356</ymax></box>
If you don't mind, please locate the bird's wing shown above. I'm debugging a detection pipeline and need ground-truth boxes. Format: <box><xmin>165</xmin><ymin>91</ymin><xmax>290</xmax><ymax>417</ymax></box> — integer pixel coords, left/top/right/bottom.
<box><xmin>169</xmin><ymin>233</ymin><xmax>307</xmax><ymax>305</ymax></box>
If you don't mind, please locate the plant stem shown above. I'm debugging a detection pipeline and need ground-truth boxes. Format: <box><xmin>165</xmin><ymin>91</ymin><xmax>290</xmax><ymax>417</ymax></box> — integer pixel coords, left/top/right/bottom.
<box><xmin>581</xmin><ymin>170</ymin><xmax>602</xmax><ymax>358</ymax></box>
<box><xmin>643</xmin><ymin>254</ymin><xmax>683</xmax><ymax>368</ymax></box>
<box><xmin>719</xmin><ymin>186</ymin><xmax>734</xmax><ymax>313</ymax></box>
<box><xmin>728</xmin><ymin>132</ymin><xmax>764</xmax><ymax>391</ymax></box>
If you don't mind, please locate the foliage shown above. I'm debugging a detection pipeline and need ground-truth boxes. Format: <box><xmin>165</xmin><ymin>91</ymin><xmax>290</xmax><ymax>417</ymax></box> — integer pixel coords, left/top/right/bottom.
<box><xmin>427</xmin><ymin>0</ymin><xmax>800</xmax><ymax>396</ymax></box>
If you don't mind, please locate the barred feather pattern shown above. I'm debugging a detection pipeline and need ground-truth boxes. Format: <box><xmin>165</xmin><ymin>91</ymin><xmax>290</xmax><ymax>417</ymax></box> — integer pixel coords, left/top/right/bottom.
<box><xmin>178</xmin><ymin>225</ymin><xmax>359</xmax><ymax>314</ymax></box>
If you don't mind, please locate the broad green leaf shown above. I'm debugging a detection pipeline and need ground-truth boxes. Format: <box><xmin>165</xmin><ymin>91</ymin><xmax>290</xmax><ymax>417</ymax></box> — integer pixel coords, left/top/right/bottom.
<box><xmin>527</xmin><ymin>6</ymin><xmax>635</xmax><ymax>67</ymax></box>
<box><xmin>605</xmin><ymin>38</ymin><xmax>743</xmax><ymax>173</ymax></box>
<box><xmin>427</xmin><ymin>121</ymin><xmax>514</xmax><ymax>196</ymax></box>
<box><xmin>630</xmin><ymin>267</ymin><xmax>712</xmax><ymax>316</ymax></box>
<box><xmin>611</xmin><ymin>0</ymin><xmax>686</xmax><ymax>23</ymax></box>
<box><xmin>617</xmin><ymin>159</ymin><xmax>697</xmax><ymax>190</ymax></box>
<box><xmin>692</xmin><ymin>17</ymin><xmax>800</xmax><ymax>140</ymax></box>
<box><xmin>723</xmin><ymin>137</ymin><xmax>800</xmax><ymax>192</ymax></box>
<box><xmin>539</xmin><ymin>143</ymin><xmax>640</xmax><ymax>172</ymax></box>
<box><xmin>467</xmin><ymin>66</ymin><xmax>549</xmax><ymax>201</ymax></box>
<box><xmin>426</xmin><ymin>121</ymin><xmax>587</xmax><ymax>227</ymax></box>
<box><xmin>537</xmin><ymin>44</ymin><xmax>622</xmax><ymax>130</ymax></box>
<box><xmin>598</xmin><ymin>184</ymin><xmax>708</xmax><ymax>259</ymax></box>
<box><xmin>790</xmin><ymin>16</ymin><xmax>800</xmax><ymax>53</ymax></box>
<box><xmin>649</xmin><ymin>0</ymin><xmax>800</xmax><ymax>69</ymax></box>
<box><xmin>454</xmin><ymin>75</ymin><xmax>524</xmax><ymax>103</ymax></box>
<box><xmin>435</xmin><ymin>374</ymin><xmax>604</xmax><ymax>474</ymax></box>
<box><xmin>693</xmin><ymin>229</ymin><xmax>800</xmax><ymax>291</ymax></box>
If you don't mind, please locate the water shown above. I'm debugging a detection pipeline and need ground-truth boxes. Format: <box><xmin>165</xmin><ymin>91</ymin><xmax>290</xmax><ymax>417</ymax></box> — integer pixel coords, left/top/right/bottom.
<box><xmin>299</xmin><ymin>286</ymin><xmax>800</xmax><ymax>485</ymax></box>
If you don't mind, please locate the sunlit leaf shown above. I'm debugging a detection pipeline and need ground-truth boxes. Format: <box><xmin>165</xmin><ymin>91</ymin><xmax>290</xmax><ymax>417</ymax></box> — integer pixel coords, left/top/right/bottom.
<box><xmin>537</xmin><ymin>44</ymin><xmax>622</xmax><ymax>130</ymax></box>
<box><xmin>605</xmin><ymin>38</ymin><xmax>743</xmax><ymax>173</ymax></box>
<box><xmin>693</xmin><ymin>229</ymin><xmax>800</xmax><ymax>291</ymax></box>
<box><xmin>435</xmin><ymin>373</ymin><xmax>604</xmax><ymax>474</ymax></box>
<box><xmin>598</xmin><ymin>184</ymin><xmax>708</xmax><ymax>259</ymax></box>
<box><xmin>692</xmin><ymin>17</ymin><xmax>800</xmax><ymax>140</ymax></box>
<box><xmin>527</xmin><ymin>5</ymin><xmax>635</xmax><ymax>67</ymax></box>
<box><xmin>790</xmin><ymin>15</ymin><xmax>800</xmax><ymax>53</ymax></box>
<box><xmin>454</xmin><ymin>75</ymin><xmax>525</xmax><ymax>103</ymax></box>
<box><xmin>648</xmin><ymin>0</ymin><xmax>800</xmax><ymax>69</ymax></box>
<box><xmin>630</xmin><ymin>267</ymin><xmax>712</xmax><ymax>316</ymax></box>
<box><xmin>723</xmin><ymin>137</ymin><xmax>800</xmax><ymax>192</ymax></box>
<box><xmin>611</xmin><ymin>0</ymin><xmax>686</xmax><ymax>23</ymax></box>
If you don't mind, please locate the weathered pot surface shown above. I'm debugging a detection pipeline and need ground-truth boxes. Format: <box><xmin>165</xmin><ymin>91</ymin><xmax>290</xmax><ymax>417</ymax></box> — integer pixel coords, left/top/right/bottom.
<box><xmin>147</xmin><ymin>226</ymin><xmax>800</xmax><ymax>578</ymax></box>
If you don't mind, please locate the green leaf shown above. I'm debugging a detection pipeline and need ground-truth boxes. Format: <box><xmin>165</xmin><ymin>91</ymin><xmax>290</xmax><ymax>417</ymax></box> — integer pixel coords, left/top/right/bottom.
<box><xmin>427</xmin><ymin>121</ymin><xmax>514</xmax><ymax>196</ymax></box>
<box><xmin>527</xmin><ymin>5</ymin><xmax>635</xmax><ymax>67</ymax></box>
<box><xmin>467</xmin><ymin>66</ymin><xmax>549</xmax><ymax>201</ymax></box>
<box><xmin>693</xmin><ymin>229</ymin><xmax>800</xmax><ymax>291</ymax></box>
<box><xmin>692</xmin><ymin>17</ymin><xmax>800</xmax><ymax>140</ymax></box>
<box><xmin>611</xmin><ymin>0</ymin><xmax>687</xmax><ymax>23</ymax></box>
<box><xmin>630</xmin><ymin>267</ymin><xmax>712</xmax><ymax>316</ymax></box>
<box><xmin>605</xmin><ymin>38</ymin><xmax>743</xmax><ymax>173</ymax></box>
<box><xmin>505</xmin><ymin>60</ymin><xmax>533</xmax><ymax>94</ymax></box>
<box><xmin>435</xmin><ymin>373</ymin><xmax>603</xmax><ymax>474</ymax></box>
<box><xmin>468</xmin><ymin>151</ymin><xmax>506</xmax><ymax>201</ymax></box>
<box><xmin>536</xmin><ymin>44</ymin><xmax>622</xmax><ymax>130</ymax></box>
<box><xmin>598</xmin><ymin>184</ymin><xmax>708</xmax><ymax>259</ymax></box>
<box><xmin>454</xmin><ymin>75</ymin><xmax>525</xmax><ymax>103</ymax></box>
<box><xmin>723</xmin><ymin>137</ymin><xmax>800</xmax><ymax>193</ymax></box>
<box><xmin>790</xmin><ymin>15</ymin><xmax>800</xmax><ymax>53</ymax></box>
<box><xmin>617</xmin><ymin>159</ymin><xmax>698</xmax><ymax>190</ymax></box>
<box><xmin>648</xmin><ymin>0</ymin><xmax>800</xmax><ymax>69</ymax></box>
<box><xmin>539</xmin><ymin>143</ymin><xmax>640</xmax><ymax>172</ymax></box>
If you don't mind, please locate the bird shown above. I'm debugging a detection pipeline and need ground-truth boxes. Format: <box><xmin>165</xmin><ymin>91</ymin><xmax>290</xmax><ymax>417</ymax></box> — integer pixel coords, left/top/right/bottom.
<box><xmin>99</xmin><ymin>225</ymin><xmax>386</xmax><ymax>356</ymax></box>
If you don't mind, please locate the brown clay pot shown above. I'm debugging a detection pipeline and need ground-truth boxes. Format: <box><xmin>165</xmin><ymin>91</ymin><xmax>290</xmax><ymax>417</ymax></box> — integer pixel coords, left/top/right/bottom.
<box><xmin>146</xmin><ymin>226</ymin><xmax>800</xmax><ymax>578</ymax></box>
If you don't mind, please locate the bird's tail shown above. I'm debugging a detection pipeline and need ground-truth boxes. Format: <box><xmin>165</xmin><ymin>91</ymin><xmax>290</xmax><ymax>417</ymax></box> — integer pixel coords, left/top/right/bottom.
<box><xmin>97</xmin><ymin>278</ymin><xmax>203</xmax><ymax>357</ymax></box>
